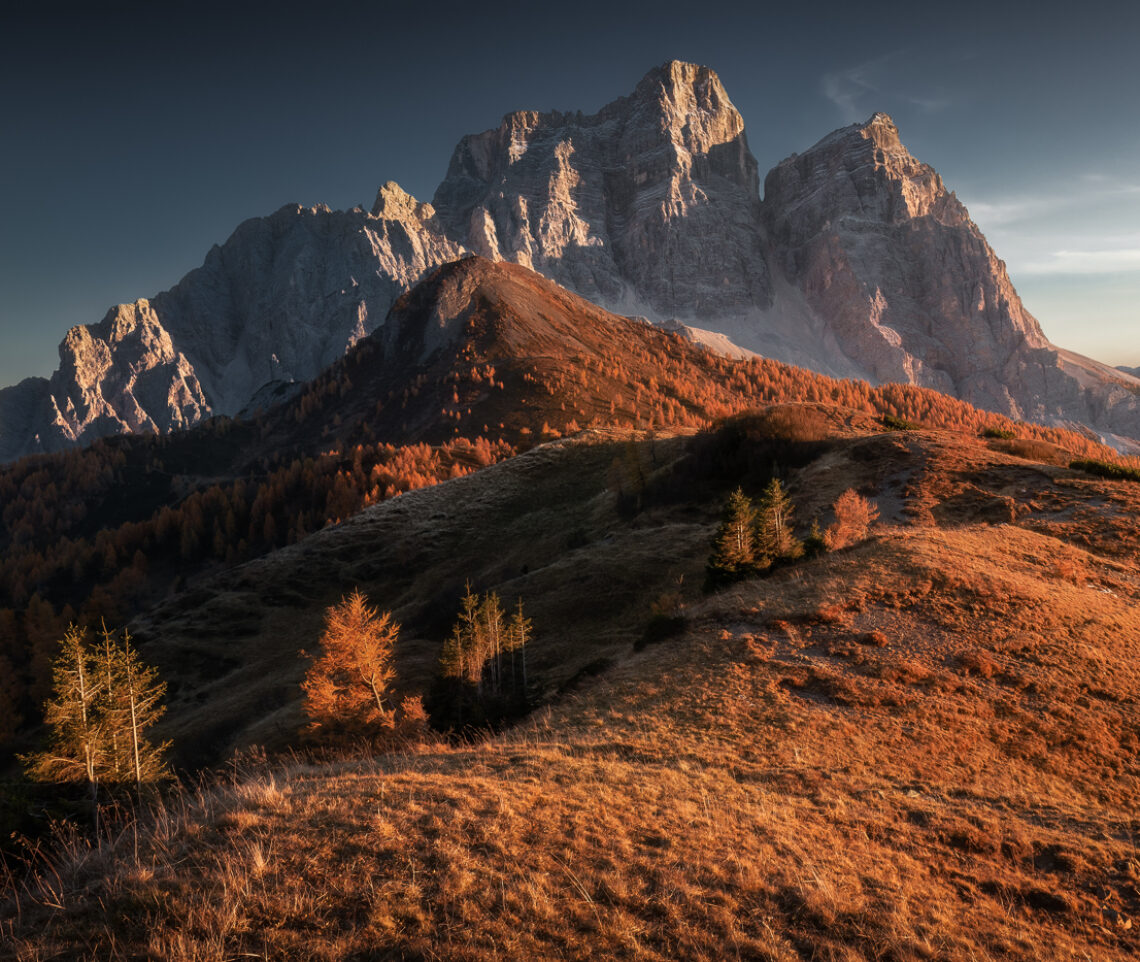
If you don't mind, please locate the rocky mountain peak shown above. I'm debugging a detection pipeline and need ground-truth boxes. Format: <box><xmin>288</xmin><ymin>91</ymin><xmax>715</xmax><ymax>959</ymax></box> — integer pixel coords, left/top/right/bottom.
<box><xmin>4</xmin><ymin>63</ymin><xmax>1139</xmax><ymax>463</ymax></box>
<box><xmin>430</xmin><ymin>59</ymin><xmax>769</xmax><ymax>320</ymax></box>
<box><xmin>370</xmin><ymin>181</ymin><xmax>436</xmax><ymax>224</ymax></box>
<box><xmin>763</xmin><ymin>110</ymin><xmax>1053</xmax><ymax>406</ymax></box>
<box><xmin>630</xmin><ymin>60</ymin><xmax>745</xmax><ymax>151</ymax></box>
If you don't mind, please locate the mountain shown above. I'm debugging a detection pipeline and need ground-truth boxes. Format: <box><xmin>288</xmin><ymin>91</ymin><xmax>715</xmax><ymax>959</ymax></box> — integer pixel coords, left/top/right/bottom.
<box><xmin>762</xmin><ymin>115</ymin><xmax>1140</xmax><ymax>444</ymax></box>
<box><xmin>0</xmin><ymin>190</ymin><xmax>464</xmax><ymax>461</ymax></box>
<box><xmin>3</xmin><ymin>255</ymin><xmax>1122</xmax><ymax>764</ymax></box>
<box><xmin>431</xmin><ymin>61</ymin><xmax>772</xmax><ymax>321</ymax></box>
<box><xmin>3</xmin><ymin>61</ymin><xmax>1140</xmax><ymax>461</ymax></box>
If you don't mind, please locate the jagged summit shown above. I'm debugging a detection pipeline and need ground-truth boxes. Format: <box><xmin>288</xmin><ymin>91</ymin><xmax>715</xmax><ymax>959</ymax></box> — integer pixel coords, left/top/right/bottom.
<box><xmin>430</xmin><ymin>59</ymin><xmax>768</xmax><ymax>321</ymax></box>
<box><xmin>371</xmin><ymin>181</ymin><xmax>431</xmax><ymax>220</ymax></box>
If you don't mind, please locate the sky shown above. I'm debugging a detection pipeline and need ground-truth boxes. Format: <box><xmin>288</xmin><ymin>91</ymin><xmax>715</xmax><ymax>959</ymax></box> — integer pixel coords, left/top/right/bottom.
<box><xmin>1</xmin><ymin>0</ymin><xmax>1138</xmax><ymax>388</ymax></box>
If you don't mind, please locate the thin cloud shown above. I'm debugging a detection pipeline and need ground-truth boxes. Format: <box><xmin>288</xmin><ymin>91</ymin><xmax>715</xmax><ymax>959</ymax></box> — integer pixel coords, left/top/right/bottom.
<box><xmin>821</xmin><ymin>51</ymin><xmax>953</xmax><ymax>121</ymax></box>
<box><xmin>1078</xmin><ymin>172</ymin><xmax>1140</xmax><ymax>194</ymax></box>
<box><xmin>967</xmin><ymin>197</ymin><xmax>1055</xmax><ymax>227</ymax></box>
<box><xmin>967</xmin><ymin>179</ymin><xmax>1140</xmax><ymax>229</ymax></box>
<box><xmin>821</xmin><ymin>62</ymin><xmax>880</xmax><ymax>122</ymax></box>
<box><xmin>1022</xmin><ymin>248</ymin><xmax>1140</xmax><ymax>276</ymax></box>
<box><xmin>906</xmin><ymin>95</ymin><xmax>950</xmax><ymax>113</ymax></box>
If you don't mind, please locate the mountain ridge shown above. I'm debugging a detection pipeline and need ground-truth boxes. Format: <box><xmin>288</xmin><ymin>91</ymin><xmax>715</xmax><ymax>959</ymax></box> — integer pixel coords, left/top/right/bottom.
<box><xmin>2</xmin><ymin>60</ymin><xmax>1138</xmax><ymax>460</ymax></box>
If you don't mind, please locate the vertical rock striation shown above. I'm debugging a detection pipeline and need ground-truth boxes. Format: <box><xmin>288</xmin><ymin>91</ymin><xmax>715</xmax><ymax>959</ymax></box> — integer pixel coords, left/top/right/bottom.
<box><xmin>432</xmin><ymin>60</ymin><xmax>771</xmax><ymax>320</ymax></box>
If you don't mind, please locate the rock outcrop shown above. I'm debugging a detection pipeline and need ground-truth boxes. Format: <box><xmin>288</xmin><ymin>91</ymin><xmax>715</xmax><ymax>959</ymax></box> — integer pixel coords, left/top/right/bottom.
<box><xmin>3</xmin><ymin>60</ymin><xmax>1139</xmax><ymax>459</ymax></box>
<box><xmin>0</xmin><ymin>195</ymin><xmax>464</xmax><ymax>460</ymax></box>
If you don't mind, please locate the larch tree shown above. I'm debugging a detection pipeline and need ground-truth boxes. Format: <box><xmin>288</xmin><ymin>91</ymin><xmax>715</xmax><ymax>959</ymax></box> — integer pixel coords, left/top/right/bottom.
<box><xmin>440</xmin><ymin>586</ymin><xmax>533</xmax><ymax>719</ymax></box>
<box><xmin>98</xmin><ymin>624</ymin><xmax>171</xmax><ymax>787</ymax></box>
<box><xmin>22</xmin><ymin>625</ymin><xmax>103</xmax><ymax>792</ymax></box>
<box><xmin>825</xmin><ymin>488</ymin><xmax>881</xmax><ymax>550</ymax></box>
<box><xmin>22</xmin><ymin>623</ymin><xmax>171</xmax><ymax>823</ymax></box>
<box><xmin>505</xmin><ymin>597</ymin><xmax>532</xmax><ymax>695</ymax></box>
<box><xmin>302</xmin><ymin>588</ymin><xmax>399</xmax><ymax>739</ymax></box>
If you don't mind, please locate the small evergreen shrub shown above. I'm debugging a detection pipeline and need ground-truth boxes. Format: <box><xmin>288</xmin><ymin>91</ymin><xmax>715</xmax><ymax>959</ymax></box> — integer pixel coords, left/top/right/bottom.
<box><xmin>881</xmin><ymin>414</ymin><xmax>922</xmax><ymax>431</ymax></box>
<box><xmin>981</xmin><ymin>426</ymin><xmax>1016</xmax><ymax>440</ymax></box>
<box><xmin>1069</xmin><ymin>458</ymin><xmax>1140</xmax><ymax>483</ymax></box>
<box><xmin>801</xmin><ymin>518</ymin><xmax>828</xmax><ymax>559</ymax></box>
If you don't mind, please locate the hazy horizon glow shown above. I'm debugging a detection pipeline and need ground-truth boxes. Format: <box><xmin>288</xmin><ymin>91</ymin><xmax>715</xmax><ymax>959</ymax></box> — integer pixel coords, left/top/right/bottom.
<box><xmin>2</xmin><ymin>0</ymin><xmax>1137</xmax><ymax>387</ymax></box>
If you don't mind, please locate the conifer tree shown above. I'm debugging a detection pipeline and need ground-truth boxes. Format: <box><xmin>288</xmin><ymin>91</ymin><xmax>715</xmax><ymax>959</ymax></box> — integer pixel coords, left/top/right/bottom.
<box><xmin>23</xmin><ymin>625</ymin><xmax>103</xmax><ymax>789</ymax></box>
<box><xmin>506</xmin><ymin>598</ymin><xmax>531</xmax><ymax>694</ymax></box>
<box><xmin>302</xmin><ymin>589</ymin><xmax>399</xmax><ymax>738</ymax></box>
<box><xmin>101</xmin><ymin>626</ymin><xmax>171</xmax><ymax>787</ymax></box>
<box><xmin>22</xmin><ymin>624</ymin><xmax>171</xmax><ymax>816</ymax></box>
<box><xmin>802</xmin><ymin>517</ymin><xmax>828</xmax><ymax>559</ymax></box>
<box><xmin>440</xmin><ymin>587</ymin><xmax>532</xmax><ymax>715</ymax></box>
<box><xmin>706</xmin><ymin>487</ymin><xmax>758</xmax><ymax>589</ymax></box>
<box><xmin>441</xmin><ymin>583</ymin><xmax>483</xmax><ymax>691</ymax></box>
<box><xmin>755</xmin><ymin>477</ymin><xmax>800</xmax><ymax>561</ymax></box>
<box><xmin>825</xmin><ymin>489</ymin><xmax>881</xmax><ymax>550</ymax></box>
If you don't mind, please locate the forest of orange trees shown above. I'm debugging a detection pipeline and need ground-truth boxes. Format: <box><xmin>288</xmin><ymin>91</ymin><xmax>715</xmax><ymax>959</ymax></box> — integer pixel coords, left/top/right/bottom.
<box><xmin>0</xmin><ymin>320</ymin><xmax>1126</xmax><ymax>748</ymax></box>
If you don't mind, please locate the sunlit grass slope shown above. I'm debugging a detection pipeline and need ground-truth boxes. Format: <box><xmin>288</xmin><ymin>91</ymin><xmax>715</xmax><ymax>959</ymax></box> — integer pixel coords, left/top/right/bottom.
<box><xmin>5</xmin><ymin>418</ymin><xmax>1139</xmax><ymax>960</ymax></box>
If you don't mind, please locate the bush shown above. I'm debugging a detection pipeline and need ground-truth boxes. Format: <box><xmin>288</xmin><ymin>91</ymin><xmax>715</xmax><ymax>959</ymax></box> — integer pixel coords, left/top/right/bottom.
<box><xmin>825</xmin><ymin>489</ymin><xmax>880</xmax><ymax>550</ymax></box>
<box><xmin>981</xmin><ymin>426</ymin><xmax>1016</xmax><ymax>440</ymax></box>
<box><xmin>801</xmin><ymin>518</ymin><xmax>828</xmax><ymax>559</ymax></box>
<box><xmin>1069</xmin><ymin>459</ymin><xmax>1140</xmax><ymax>483</ymax></box>
<box><xmin>881</xmin><ymin>414</ymin><xmax>922</xmax><ymax>431</ymax></box>
<box><xmin>992</xmin><ymin>439</ymin><xmax>1068</xmax><ymax>465</ymax></box>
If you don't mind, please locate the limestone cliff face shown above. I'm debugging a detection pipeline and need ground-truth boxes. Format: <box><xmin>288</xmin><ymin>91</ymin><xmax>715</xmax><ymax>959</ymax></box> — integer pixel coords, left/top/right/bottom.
<box><xmin>48</xmin><ymin>299</ymin><xmax>208</xmax><ymax>441</ymax></box>
<box><xmin>763</xmin><ymin>113</ymin><xmax>1051</xmax><ymax>410</ymax></box>
<box><xmin>431</xmin><ymin>60</ymin><xmax>771</xmax><ymax>320</ymax></box>
<box><xmin>0</xmin><ymin>191</ymin><xmax>463</xmax><ymax>461</ymax></box>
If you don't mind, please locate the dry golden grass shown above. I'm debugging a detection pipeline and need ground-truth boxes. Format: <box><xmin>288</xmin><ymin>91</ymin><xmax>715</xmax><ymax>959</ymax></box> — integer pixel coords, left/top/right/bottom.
<box><xmin>5</xmin><ymin>417</ymin><xmax>1140</xmax><ymax>960</ymax></box>
<box><xmin>5</xmin><ymin>514</ymin><xmax>1138</xmax><ymax>960</ymax></box>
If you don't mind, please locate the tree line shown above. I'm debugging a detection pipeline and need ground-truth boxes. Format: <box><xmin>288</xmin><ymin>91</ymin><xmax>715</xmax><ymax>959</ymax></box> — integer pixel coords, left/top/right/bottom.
<box><xmin>2</xmin><ymin>315</ymin><xmax>1131</xmax><ymax>750</ymax></box>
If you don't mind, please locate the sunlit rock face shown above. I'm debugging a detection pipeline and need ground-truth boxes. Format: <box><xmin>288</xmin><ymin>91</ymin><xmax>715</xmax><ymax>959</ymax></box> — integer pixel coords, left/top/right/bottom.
<box><xmin>758</xmin><ymin>113</ymin><xmax>1140</xmax><ymax>441</ymax></box>
<box><xmin>432</xmin><ymin>60</ymin><xmax>772</xmax><ymax>319</ymax></box>
<box><xmin>763</xmin><ymin>113</ymin><xmax>1050</xmax><ymax>406</ymax></box>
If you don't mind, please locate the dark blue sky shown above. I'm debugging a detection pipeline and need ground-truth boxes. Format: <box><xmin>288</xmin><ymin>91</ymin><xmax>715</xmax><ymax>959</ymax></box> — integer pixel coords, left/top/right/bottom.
<box><xmin>2</xmin><ymin>0</ymin><xmax>1137</xmax><ymax>387</ymax></box>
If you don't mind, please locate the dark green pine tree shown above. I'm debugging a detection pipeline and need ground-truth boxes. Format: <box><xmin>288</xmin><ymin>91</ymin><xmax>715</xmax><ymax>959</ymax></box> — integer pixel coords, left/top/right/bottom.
<box><xmin>706</xmin><ymin>487</ymin><xmax>759</xmax><ymax>590</ymax></box>
<box><xmin>755</xmin><ymin>477</ymin><xmax>801</xmax><ymax>563</ymax></box>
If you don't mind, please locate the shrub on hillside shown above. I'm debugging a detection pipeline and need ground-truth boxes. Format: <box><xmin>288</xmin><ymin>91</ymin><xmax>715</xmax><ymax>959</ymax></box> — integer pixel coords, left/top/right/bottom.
<box><xmin>825</xmin><ymin>489</ymin><xmax>880</xmax><ymax>550</ymax></box>
<box><xmin>881</xmin><ymin>414</ymin><xmax>922</xmax><ymax>431</ymax></box>
<box><xmin>981</xmin><ymin>426</ymin><xmax>1017</xmax><ymax>440</ymax></box>
<box><xmin>1069</xmin><ymin>458</ymin><xmax>1140</xmax><ymax>483</ymax></box>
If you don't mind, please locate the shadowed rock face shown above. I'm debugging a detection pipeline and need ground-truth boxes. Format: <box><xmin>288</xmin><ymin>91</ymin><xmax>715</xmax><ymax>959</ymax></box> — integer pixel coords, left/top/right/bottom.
<box><xmin>0</xmin><ymin>198</ymin><xmax>465</xmax><ymax>461</ymax></box>
<box><xmin>762</xmin><ymin>112</ymin><xmax>1050</xmax><ymax>406</ymax></box>
<box><xmin>3</xmin><ymin>61</ymin><xmax>1140</xmax><ymax>461</ymax></box>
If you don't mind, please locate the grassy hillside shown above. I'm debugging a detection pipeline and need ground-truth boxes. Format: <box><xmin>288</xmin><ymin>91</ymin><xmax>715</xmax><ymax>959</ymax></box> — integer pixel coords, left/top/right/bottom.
<box><xmin>4</xmin><ymin>407</ymin><xmax>1139</xmax><ymax>960</ymax></box>
<box><xmin>2</xmin><ymin>258</ymin><xmax>1131</xmax><ymax>755</ymax></box>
